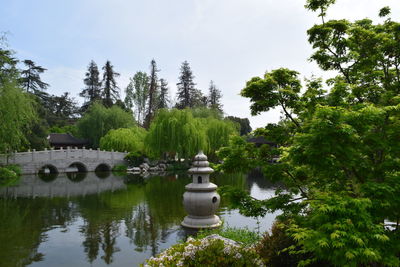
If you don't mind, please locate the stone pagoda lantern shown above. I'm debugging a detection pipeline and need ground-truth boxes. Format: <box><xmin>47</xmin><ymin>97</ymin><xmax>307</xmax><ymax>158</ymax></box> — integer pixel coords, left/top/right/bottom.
<box><xmin>181</xmin><ymin>151</ymin><xmax>221</xmax><ymax>229</ymax></box>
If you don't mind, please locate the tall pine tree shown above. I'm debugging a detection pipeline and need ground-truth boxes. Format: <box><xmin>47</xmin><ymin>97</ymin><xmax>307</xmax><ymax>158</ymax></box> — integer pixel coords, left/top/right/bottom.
<box><xmin>207</xmin><ymin>80</ymin><xmax>223</xmax><ymax>113</ymax></box>
<box><xmin>144</xmin><ymin>59</ymin><xmax>160</xmax><ymax>128</ymax></box>
<box><xmin>80</xmin><ymin>60</ymin><xmax>102</xmax><ymax>111</ymax></box>
<box><xmin>101</xmin><ymin>60</ymin><xmax>120</xmax><ymax>108</ymax></box>
<box><xmin>157</xmin><ymin>78</ymin><xmax>170</xmax><ymax>109</ymax></box>
<box><xmin>175</xmin><ymin>60</ymin><xmax>197</xmax><ymax>109</ymax></box>
<box><xmin>20</xmin><ymin>59</ymin><xmax>49</xmax><ymax>94</ymax></box>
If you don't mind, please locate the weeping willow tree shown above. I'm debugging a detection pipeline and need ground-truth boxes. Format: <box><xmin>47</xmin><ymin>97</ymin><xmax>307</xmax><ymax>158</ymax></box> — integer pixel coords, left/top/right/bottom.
<box><xmin>201</xmin><ymin>118</ymin><xmax>238</xmax><ymax>159</ymax></box>
<box><xmin>99</xmin><ymin>127</ymin><xmax>146</xmax><ymax>152</ymax></box>
<box><xmin>145</xmin><ymin>109</ymin><xmax>207</xmax><ymax>160</ymax></box>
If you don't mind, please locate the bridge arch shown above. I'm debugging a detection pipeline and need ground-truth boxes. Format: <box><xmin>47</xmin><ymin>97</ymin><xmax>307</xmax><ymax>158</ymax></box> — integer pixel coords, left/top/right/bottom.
<box><xmin>68</xmin><ymin>162</ymin><xmax>87</xmax><ymax>173</ymax></box>
<box><xmin>38</xmin><ymin>164</ymin><xmax>58</xmax><ymax>174</ymax></box>
<box><xmin>38</xmin><ymin>164</ymin><xmax>59</xmax><ymax>182</ymax></box>
<box><xmin>95</xmin><ymin>163</ymin><xmax>111</xmax><ymax>179</ymax></box>
<box><xmin>67</xmin><ymin>171</ymin><xmax>87</xmax><ymax>182</ymax></box>
<box><xmin>95</xmin><ymin>163</ymin><xmax>111</xmax><ymax>172</ymax></box>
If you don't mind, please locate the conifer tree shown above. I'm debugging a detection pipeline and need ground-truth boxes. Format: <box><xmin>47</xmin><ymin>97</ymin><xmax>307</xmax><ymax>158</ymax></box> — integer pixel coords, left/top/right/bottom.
<box><xmin>207</xmin><ymin>80</ymin><xmax>223</xmax><ymax>113</ymax></box>
<box><xmin>80</xmin><ymin>60</ymin><xmax>102</xmax><ymax>110</ymax></box>
<box><xmin>101</xmin><ymin>60</ymin><xmax>120</xmax><ymax>108</ymax></box>
<box><xmin>157</xmin><ymin>78</ymin><xmax>170</xmax><ymax>109</ymax></box>
<box><xmin>144</xmin><ymin>59</ymin><xmax>160</xmax><ymax>128</ymax></box>
<box><xmin>20</xmin><ymin>59</ymin><xmax>49</xmax><ymax>94</ymax></box>
<box><xmin>175</xmin><ymin>61</ymin><xmax>197</xmax><ymax>109</ymax></box>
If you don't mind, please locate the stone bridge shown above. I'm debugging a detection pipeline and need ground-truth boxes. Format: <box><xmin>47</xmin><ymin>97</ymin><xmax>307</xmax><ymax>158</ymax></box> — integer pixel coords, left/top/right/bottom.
<box><xmin>0</xmin><ymin>148</ymin><xmax>128</xmax><ymax>174</ymax></box>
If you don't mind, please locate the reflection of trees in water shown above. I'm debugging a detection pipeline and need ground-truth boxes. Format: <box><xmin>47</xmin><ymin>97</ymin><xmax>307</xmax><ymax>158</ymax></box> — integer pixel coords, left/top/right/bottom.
<box><xmin>100</xmin><ymin>222</ymin><xmax>121</xmax><ymax>264</ymax></box>
<box><xmin>124</xmin><ymin>175</ymin><xmax>189</xmax><ymax>256</ymax></box>
<box><xmin>0</xmin><ymin>198</ymin><xmax>72</xmax><ymax>267</ymax></box>
<box><xmin>81</xmin><ymin>220</ymin><xmax>101</xmax><ymax>263</ymax></box>
<box><xmin>0</xmin><ymin>171</ymin><xmax>272</xmax><ymax>266</ymax></box>
<box><xmin>246</xmin><ymin>168</ymin><xmax>282</xmax><ymax>191</ymax></box>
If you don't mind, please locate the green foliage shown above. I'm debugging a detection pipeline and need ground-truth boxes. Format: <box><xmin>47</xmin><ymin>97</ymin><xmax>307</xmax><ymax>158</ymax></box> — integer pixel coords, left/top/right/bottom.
<box><xmin>143</xmin><ymin>236</ymin><xmax>264</xmax><ymax>267</ymax></box>
<box><xmin>145</xmin><ymin>108</ymin><xmax>207</xmax><ymax>159</ymax></box>
<box><xmin>165</xmin><ymin>161</ymin><xmax>190</xmax><ymax>171</ymax></box>
<box><xmin>5</xmin><ymin>164</ymin><xmax>21</xmax><ymax>176</ymax></box>
<box><xmin>305</xmin><ymin>0</ymin><xmax>336</xmax><ymax>17</ymax></box>
<box><xmin>202</xmin><ymin>118</ymin><xmax>238</xmax><ymax>160</ymax></box>
<box><xmin>216</xmin><ymin>135</ymin><xmax>275</xmax><ymax>173</ymax></box>
<box><xmin>217</xmin><ymin>2</ymin><xmax>400</xmax><ymax>266</ymax></box>
<box><xmin>77</xmin><ymin>103</ymin><xmax>134</xmax><ymax>148</ymax></box>
<box><xmin>49</xmin><ymin>125</ymin><xmax>78</xmax><ymax>136</ymax></box>
<box><xmin>197</xmin><ymin>227</ymin><xmax>260</xmax><ymax>247</ymax></box>
<box><xmin>286</xmin><ymin>192</ymin><xmax>399</xmax><ymax>267</ymax></box>
<box><xmin>125</xmin><ymin>71</ymin><xmax>149</xmax><ymax>125</ymax></box>
<box><xmin>0</xmin><ymin>79</ymin><xmax>37</xmax><ymax>153</ymax></box>
<box><xmin>124</xmin><ymin>151</ymin><xmax>146</xmax><ymax>166</ymax></box>
<box><xmin>241</xmin><ymin>68</ymin><xmax>302</xmax><ymax>127</ymax></box>
<box><xmin>379</xmin><ymin>6</ymin><xmax>391</xmax><ymax>18</ymax></box>
<box><xmin>255</xmin><ymin>221</ymin><xmax>322</xmax><ymax>267</ymax></box>
<box><xmin>0</xmin><ymin>165</ymin><xmax>21</xmax><ymax>186</ymax></box>
<box><xmin>190</xmin><ymin>106</ymin><xmax>222</xmax><ymax>120</ymax></box>
<box><xmin>225</xmin><ymin>116</ymin><xmax>252</xmax><ymax>136</ymax></box>
<box><xmin>111</xmin><ymin>164</ymin><xmax>127</xmax><ymax>172</ymax></box>
<box><xmin>99</xmin><ymin>126</ymin><xmax>146</xmax><ymax>153</ymax></box>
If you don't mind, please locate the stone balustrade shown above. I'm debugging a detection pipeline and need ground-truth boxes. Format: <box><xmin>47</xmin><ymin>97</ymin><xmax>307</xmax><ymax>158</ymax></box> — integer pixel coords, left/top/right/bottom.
<box><xmin>0</xmin><ymin>147</ymin><xmax>128</xmax><ymax>174</ymax></box>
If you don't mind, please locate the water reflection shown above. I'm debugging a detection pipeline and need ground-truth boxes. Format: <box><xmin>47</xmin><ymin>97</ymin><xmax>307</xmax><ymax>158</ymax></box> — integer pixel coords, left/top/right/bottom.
<box><xmin>0</xmin><ymin>171</ymin><xmax>277</xmax><ymax>267</ymax></box>
<box><xmin>0</xmin><ymin>173</ymin><xmax>126</xmax><ymax>198</ymax></box>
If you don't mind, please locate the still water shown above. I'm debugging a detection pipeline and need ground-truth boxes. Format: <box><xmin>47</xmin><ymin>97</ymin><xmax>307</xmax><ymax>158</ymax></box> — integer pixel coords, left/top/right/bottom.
<box><xmin>0</xmin><ymin>171</ymin><xmax>279</xmax><ymax>267</ymax></box>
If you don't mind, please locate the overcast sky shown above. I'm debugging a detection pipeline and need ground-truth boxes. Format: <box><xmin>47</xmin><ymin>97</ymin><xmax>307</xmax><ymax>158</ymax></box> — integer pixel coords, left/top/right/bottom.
<box><xmin>1</xmin><ymin>0</ymin><xmax>399</xmax><ymax>129</ymax></box>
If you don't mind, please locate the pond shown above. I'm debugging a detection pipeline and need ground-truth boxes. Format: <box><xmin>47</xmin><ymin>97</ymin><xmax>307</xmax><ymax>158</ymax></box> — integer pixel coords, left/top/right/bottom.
<box><xmin>0</xmin><ymin>170</ymin><xmax>279</xmax><ymax>267</ymax></box>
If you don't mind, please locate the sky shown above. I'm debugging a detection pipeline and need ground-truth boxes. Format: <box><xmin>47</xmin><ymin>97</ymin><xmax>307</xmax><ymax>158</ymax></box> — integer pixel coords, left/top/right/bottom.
<box><xmin>1</xmin><ymin>0</ymin><xmax>399</xmax><ymax>129</ymax></box>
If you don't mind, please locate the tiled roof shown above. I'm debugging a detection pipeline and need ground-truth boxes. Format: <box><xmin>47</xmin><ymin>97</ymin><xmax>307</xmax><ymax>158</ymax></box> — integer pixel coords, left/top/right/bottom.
<box><xmin>247</xmin><ymin>136</ymin><xmax>276</xmax><ymax>146</ymax></box>
<box><xmin>48</xmin><ymin>133</ymin><xmax>88</xmax><ymax>145</ymax></box>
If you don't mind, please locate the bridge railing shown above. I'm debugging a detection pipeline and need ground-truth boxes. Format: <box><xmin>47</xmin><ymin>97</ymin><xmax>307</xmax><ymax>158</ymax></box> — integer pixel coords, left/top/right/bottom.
<box><xmin>0</xmin><ymin>148</ymin><xmax>127</xmax><ymax>165</ymax></box>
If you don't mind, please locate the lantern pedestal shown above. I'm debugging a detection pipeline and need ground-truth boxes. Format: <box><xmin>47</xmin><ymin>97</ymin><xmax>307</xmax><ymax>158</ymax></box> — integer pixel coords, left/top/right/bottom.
<box><xmin>181</xmin><ymin>151</ymin><xmax>221</xmax><ymax>229</ymax></box>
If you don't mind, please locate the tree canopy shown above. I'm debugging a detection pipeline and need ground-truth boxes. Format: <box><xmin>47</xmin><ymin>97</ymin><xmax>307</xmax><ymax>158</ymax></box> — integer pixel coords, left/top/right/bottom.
<box><xmin>99</xmin><ymin>127</ymin><xmax>146</xmax><ymax>153</ymax></box>
<box><xmin>145</xmin><ymin>108</ymin><xmax>207</xmax><ymax>159</ymax></box>
<box><xmin>101</xmin><ymin>60</ymin><xmax>120</xmax><ymax>108</ymax></box>
<box><xmin>218</xmin><ymin>3</ymin><xmax>400</xmax><ymax>266</ymax></box>
<box><xmin>80</xmin><ymin>60</ymin><xmax>102</xmax><ymax>111</ymax></box>
<box><xmin>77</xmin><ymin>103</ymin><xmax>134</xmax><ymax>148</ymax></box>
<box><xmin>146</xmin><ymin>108</ymin><xmax>238</xmax><ymax>160</ymax></box>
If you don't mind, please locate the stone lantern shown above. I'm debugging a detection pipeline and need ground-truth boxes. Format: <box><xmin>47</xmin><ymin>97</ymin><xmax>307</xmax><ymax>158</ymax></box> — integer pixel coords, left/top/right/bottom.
<box><xmin>181</xmin><ymin>151</ymin><xmax>222</xmax><ymax>229</ymax></box>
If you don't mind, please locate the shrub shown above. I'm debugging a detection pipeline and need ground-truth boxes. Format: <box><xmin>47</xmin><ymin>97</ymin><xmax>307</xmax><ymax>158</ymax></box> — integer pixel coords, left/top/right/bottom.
<box><xmin>143</xmin><ymin>235</ymin><xmax>264</xmax><ymax>267</ymax></box>
<box><xmin>197</xmin><ymin>226</ymin><xmax>260</xmax><ymax>247</ymax></box>
<box><xmin>255</xmin><ymin>221</ymin><xmax>325</xmax><ymax>267</ymax></box>
<box><xmin>112</xmin><ymin>164</ymin><xmax>127</xmax><ymax>172</ymax></box>
<box><xmin>165</xmin><ymin>161</ymin><xmax>190</xmax><ymax>171</ymax></box>
<box><xmin>0</xmin><ymin>166</ymin><xmax>20</xmax><ymax>186</ymax></box>
<box><xmin>5</xmin><ymin>164</ymin><xmax>21</xmax><ymax>176</ymax></box>
<box><xmin>125</xmin><ymin>151</ymin><xmax>146</xmax><ymax>167</ymax></box>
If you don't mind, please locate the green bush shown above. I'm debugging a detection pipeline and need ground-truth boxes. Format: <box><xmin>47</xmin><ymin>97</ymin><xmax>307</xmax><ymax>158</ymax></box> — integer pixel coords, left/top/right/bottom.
<box><xmin>165</xmin><ymin>161</ymin><xmax>190</xmax><ymax>171</ymax></box>
<box><xmin>5</xmin><ymin>164</ymin><xmax>21</xmax><ymax>176</ymax></box>
<box><xmin>112</xmin><ymin>164</ymin><xmax>127</xmax><ymax>172</ymax></box>
<box><xmin>255</xmin><ymin>221</ymin><xmax>326</xmax><ymax>267</ymax></box>
<box><xmin>125</xmin><ymin>151</ymin><xmax>146</xmax><ymax>167</ymax></box>
<box><xmin>197</xmin><ymin>226</ymin><xmax>260</xmax><ymax>247</ymax></box>
<box><xmin>143</xmin><ymin>235</ymin><xmax>264</xmax><ymax>267</ymax></box>
<box><xmin>0</xmin><ymin>165</ymin><xmax>20</xmax><ymax>186</ymax></box>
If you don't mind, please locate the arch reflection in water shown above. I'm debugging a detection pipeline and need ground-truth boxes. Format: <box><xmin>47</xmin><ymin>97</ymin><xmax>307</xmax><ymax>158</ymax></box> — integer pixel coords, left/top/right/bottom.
<box><xmin>95</xmin><ymin>163</ymin><xmax>111</xmax><ymax>179</ymax></box>
<box><xmin>38</xmin><ymin>172</ymin><xmax>58</xmax><ymax>183</ymax></box>
<box><xmin>38</xmin><ymin>164</ymin><xmax>58</xmax><ymax>175</ymax></box>
<box><xmin>66</xmin><ymin>171</ymin><xmax>87</xmax><ymax>182</ymax></box>
<box><xmin>67</xmin><ymin>162</ymin><xmax>87</xmax><ymax>173</ymax></box>
<box><xmin>0</xmin><ymin>172</ymin><xmax>126</xmax><ymax>198</ymax></box>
